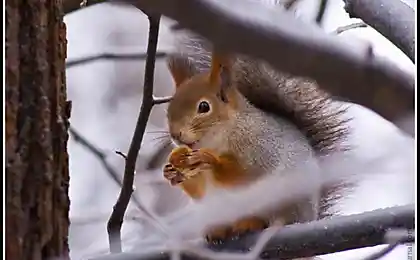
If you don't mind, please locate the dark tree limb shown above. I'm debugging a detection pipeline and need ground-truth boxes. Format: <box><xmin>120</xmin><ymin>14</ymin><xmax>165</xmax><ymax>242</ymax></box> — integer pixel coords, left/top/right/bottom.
<box><xmin>115</xmin><ymin>0</ymin><xmax>414</xmax><ymax>136</ymax></box>
<box><xmin>315</xmin><ymin>0</ymin><xmax>328</xmax><ymax>25</ymax></box>
<box><xmin>343</xmin><ymin>0</ymin><xmax>415</xmax><ymax>63</ymax></box>
<box><xmin>106</xmin><ymin>14</ymin><xmax>161</xmax><ymax>254</ymax></box>
<box><xmin>88</xmin><ymin>204</ymin><xmax>414</xmax><ymax>260</ymax></box>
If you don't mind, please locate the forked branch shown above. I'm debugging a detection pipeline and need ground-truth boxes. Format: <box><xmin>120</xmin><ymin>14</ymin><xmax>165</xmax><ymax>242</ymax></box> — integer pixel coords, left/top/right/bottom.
<box><xmin>106</xmin><ymin>14</ymin><xmax>161</xmax><ymax>253</ymax></box>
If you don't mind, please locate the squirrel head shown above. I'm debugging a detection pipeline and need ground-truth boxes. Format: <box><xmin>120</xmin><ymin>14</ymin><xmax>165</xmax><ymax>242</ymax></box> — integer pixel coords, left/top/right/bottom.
<box><xmin>166</xmin><ymin>52</ymin><xmax>239</xmax><ymax>148</ymax></box>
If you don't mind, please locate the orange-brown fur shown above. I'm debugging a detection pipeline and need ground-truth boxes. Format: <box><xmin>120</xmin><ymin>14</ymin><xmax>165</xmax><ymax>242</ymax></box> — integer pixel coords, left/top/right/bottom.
<box><xmin>165</xmin><ymin>145</ymin><xmax>267</xmax><ymax>240</ymax></box>
<box><xmin>164</xmin><ymin>40</ymin><xmax>351</xmax><ymax>242</ymax></box>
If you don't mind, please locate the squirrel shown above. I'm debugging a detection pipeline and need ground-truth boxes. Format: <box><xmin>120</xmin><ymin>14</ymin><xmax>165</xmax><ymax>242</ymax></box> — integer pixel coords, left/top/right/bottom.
<box><xmin>160</xmin><ymin>23</ymin><xmax>350</xmax><ymax>242</ymax></box>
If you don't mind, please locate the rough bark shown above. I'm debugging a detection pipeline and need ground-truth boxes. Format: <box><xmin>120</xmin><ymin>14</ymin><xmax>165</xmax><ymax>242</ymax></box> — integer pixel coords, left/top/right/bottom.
<box><xmin>5</xmin><ymin>0</ymin><xmax>70</xmax><ymax>259</ymax></box>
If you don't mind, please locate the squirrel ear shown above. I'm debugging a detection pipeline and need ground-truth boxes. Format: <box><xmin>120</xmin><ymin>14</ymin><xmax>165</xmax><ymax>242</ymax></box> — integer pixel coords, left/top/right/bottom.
<box><xmin>167</xmin><ymin>54</ymin><xmax>197</xmax><ymax>88</ymax></box>
<box><xmin>209</xmin><ymin>52</ymin><xmax>232</xmax><ymax>85</ymax></box>
<box><xmin>209</xmin><ymin>51</ymin><xmax>233</xmax><ymax>102</ymax></box>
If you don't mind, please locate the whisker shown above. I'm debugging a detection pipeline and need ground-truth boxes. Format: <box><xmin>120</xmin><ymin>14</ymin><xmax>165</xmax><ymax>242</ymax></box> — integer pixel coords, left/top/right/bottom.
<box><xmin>146</xmin><ymin>139</ymin><xmax>174</xmax><ymax>170</ymax></box>
<box><xmin>147</xmin><ymin>130</ymin><xmax>170</xmax><ymax>134</ymax></box>
<box><xmin>151</xmin><ymin>135</ymin><xmax>171</xmax><ymax>142</ymax></box>
<box><xmin>147</xmin><ymin>132</ymin><xmax>170</xmax><ymax>138</ymax></box>
<box><xmin>191</xmin><ymin>119</ymin><xmax>220</xmax><ymax>132</ymax></box>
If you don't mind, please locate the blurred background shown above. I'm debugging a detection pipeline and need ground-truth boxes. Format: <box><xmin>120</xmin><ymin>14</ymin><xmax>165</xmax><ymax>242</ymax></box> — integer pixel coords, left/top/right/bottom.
<box><xmin>64</xmin><ymin>0</ymin><xmax>415</xmax><ymax>259</ymax></box>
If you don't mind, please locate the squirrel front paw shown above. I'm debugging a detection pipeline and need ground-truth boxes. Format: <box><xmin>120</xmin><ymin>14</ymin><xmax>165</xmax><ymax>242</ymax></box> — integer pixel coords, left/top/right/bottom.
<box><xmin>163</xmin><ymin>163</ymin><xmax>186</xmax><ymax>185</ymax></box>
<box><xmin>206</xmin><ymin>217</ymin><xmax>268</xmax><ymax>244</ymax></box>
<box><xmin>169</xmin><ymin>146</ymin><xmax>218</xmax><ymax>169</ymax></box>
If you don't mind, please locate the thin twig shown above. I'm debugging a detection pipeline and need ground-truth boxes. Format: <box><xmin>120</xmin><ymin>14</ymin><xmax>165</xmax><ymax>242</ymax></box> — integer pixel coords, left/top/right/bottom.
<box><xmin>106</xmin><ymin>14</ymin><xmax>161</xmax><ymax>253</ymax></box>
<box><xmin>153</xmin><ymin>95</ymin><xmax>172</xmax><ymax>105</ymax></box>
<box><xmin>343</xmin><ymin>0</ymin><xmax>415</xmax><ymax>63</ymax></box>
<box><xmin>315</xmin><ymin>0</ymin><xmax>328</xmax><ymax>25</ymax></box>
<box><xmin>115</xmin><ymin>151</ymin><xmax>128</xmax><ymax>160</ymax></box>
<box><xmin>332</xmin><ymin>22</ymin><xmax>368</xmax><ymax>34</ymax></box>
<box><xmin>69</xmin><ymin>126</ymin><xmax>148</xmax><ymax>212</ymax></box>
<box><xmin>66</xmin><ymin>52</ymin><xmax>166</xmax><ymax>68</ymax></box>
<box><xmin>70</xmin><ymin>211</ymin><xmax>146</xmax><ymax>226</ymax></box>
<box><xmin>69</xmin><ymin>125</ymin><xmax>123</xmax><ymax>188</ymax></box>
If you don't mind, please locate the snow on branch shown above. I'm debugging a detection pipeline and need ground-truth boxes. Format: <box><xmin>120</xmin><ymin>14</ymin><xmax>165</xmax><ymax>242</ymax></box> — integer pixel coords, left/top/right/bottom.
<box><xmin>343</xmin><ymin>0</ymin><xmax>415</xmax><ymax>63</ymax></box>
<box><xmin>88</xmin><ymin>205</ymin><xmax>414</xmax><ymax>260</ymax></box>
<box><xmin>115</xmin><ymin>0</ymin><xmax>415</xmax><ymax>136</ymax></box>
<box><xmin>63</xmin><ymin>0</ymin><xmax>415</xmax><ymax>259</ymax></box>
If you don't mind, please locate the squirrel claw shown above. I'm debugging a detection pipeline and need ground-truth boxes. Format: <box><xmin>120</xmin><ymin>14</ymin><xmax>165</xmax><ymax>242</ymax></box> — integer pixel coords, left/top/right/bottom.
<box><xmin>184</xmin><ymin>150</ymin><xmax>208</xmax><ymax>166</ymax></box>
<box><xmin>169</xmin><ymin>147</ymin><xmax>218</xmax><ymax>169</ymax></box>
<box><xmin>163</xmin><ymin>163</ymin><xmax>185</xmax><ymax>185</ymax></box>
<box><xmin>188</xmin><ymin>149</ymin><xmax>218</xmax><ymax>166</ymax></box>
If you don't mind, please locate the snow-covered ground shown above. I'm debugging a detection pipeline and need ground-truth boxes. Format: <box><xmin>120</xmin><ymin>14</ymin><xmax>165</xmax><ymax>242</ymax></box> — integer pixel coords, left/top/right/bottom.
<box><xmin>65</xmin><ymin>0</ymin><xmax>415</xmax><ymax>259</ymax></box>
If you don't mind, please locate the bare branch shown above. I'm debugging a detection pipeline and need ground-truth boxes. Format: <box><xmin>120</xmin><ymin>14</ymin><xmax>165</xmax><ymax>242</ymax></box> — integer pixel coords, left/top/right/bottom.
<box><xmin>66</xmin><ymin>52</ymin><xmax>166</xmax><ymax>68</ymax></box>
<box><xmin>69</xmin><ymin>125</ymin><xmax>123</xmax><ymax>188</ymax></box>
<box><xmin>106</xmin><ymin>14</ymin><xmax>161</xmax><ymax>253</ymax></box>
<box><xmin>117</xmin><ymin>0</ymin><xmax>414</xmax><ymax>136</ymax></box>
<box><xmin>315</xmin><ymin>0</ymin><xmax>328</xmax><ymax>25</ymax></box>
<box><xmin>89</xmin><ymin>205</ymin><xmax>414</xmax><ymax>260</ymax></box>
<box><xmin>332</xmin><ymin>22</ymin><xmax>367</xmax><ymax>34</ymax></box>
<box><xmin>69</xmin><ymin>126</ymin><xmax>147</xmax><ymax>211</ymax></box>
<box><xmin>115</xmin><ymin>151</ymin><xmax>128</xmax><ymax>160</ymax></box>
<box><xmin>153</xmin><ymin>95</ymin><xmax>172</xmax><ymax>105</ymax></box>
<box><xmin>343</xmin><ymin>0</ymin><xmax>415</xmax><ymax>63</ymax></box>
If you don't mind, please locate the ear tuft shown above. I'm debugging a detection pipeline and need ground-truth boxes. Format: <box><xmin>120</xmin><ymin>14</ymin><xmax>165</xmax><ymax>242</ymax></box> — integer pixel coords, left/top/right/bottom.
<box><xmin>209</xmin><ymin>51</ymin><xmax>233</xmax><ymax>103</ymax></box>
<box><xmin>209</xmin><ymin>51</ymin><xmax>232</xmax><ymax>85</ymax></box>
<box><xmin>167</xmin><ymin>54</ymin><xmax>197</xmax><ymax>87</ymax></box>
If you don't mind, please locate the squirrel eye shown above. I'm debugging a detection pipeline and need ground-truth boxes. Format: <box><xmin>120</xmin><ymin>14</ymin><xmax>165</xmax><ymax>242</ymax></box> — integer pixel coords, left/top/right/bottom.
<box><xmin>197</xmin><ymin>101</ymin><xmax>211</xmax><ymax>114</ymax></box>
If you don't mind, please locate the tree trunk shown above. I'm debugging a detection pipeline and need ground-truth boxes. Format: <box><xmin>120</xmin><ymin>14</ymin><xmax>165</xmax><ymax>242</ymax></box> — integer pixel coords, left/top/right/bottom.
<box><xmin>5</xmin><ymin>0</ymin><xmax>70</xmax><ymax>259</ymax></box>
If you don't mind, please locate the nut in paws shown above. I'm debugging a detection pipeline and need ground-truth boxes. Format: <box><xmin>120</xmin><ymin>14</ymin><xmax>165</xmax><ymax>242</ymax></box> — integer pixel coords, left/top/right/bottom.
<box><xmin>168</xmin><ymin>146</ymin><xmax>193</xmax><ymax>169</ymax></box>
<box><xmin>169</xmin><ymin>147</ymin><xmax>209</xmax><ymax>169</ymax></box>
